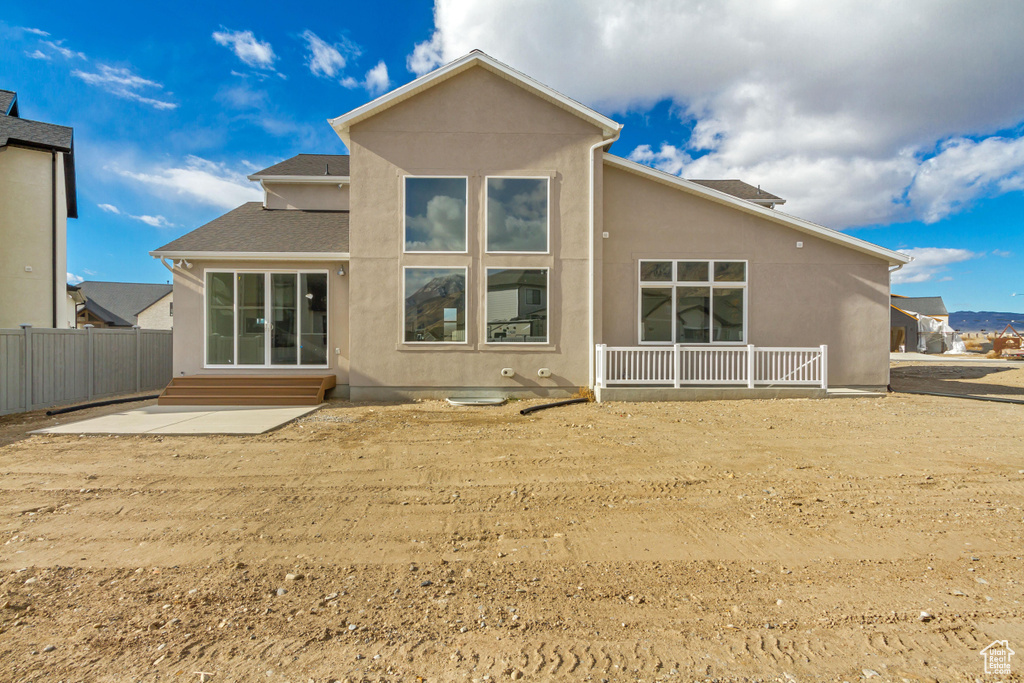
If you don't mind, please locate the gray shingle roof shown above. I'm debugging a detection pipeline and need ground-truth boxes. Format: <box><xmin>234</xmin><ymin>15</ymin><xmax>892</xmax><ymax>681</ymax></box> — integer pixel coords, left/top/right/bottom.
<box><xmin>251</xmin><ymin>154</ymin><xmax>350</xmax><ymax>177</ymax></box>
<box><xmin>891</xmin><ymin>295</ymin><xmax>948</xmax><ymax>317</ymax></box>
<box><xmin>0</xmin><ymin>113</ymin><xmax>73</xmax><ymax>151</ymax></box>
<box><xmin>0</xmin><ymin>90</ymin><xmax>16</xmax><ymax>116</ymax></box>
<box><xmin>153</xmin><ymin>202</ymin><xmax>350</xmax><ymax>254</ymax></box>
<box><xmin>688</xmin><ymin>179</ymin><xmax>785</xmax><ymax>205</ymax></box>
<box><xmin>78</xmin><ymin>281</ymin><xmax>173</xmax><ymax>327</ymax></box>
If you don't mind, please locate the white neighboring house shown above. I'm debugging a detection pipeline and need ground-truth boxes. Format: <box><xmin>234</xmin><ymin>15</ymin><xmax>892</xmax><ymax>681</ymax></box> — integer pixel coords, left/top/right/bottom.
<box><xmin>75</xmin><ymin>281</ymin><xmax>173</xmax><ymax>329</ymax></box>
<box><xmin>0</xmin><ymin>88</ymin><xmax>77</xmax><ymax>329</ymax></box>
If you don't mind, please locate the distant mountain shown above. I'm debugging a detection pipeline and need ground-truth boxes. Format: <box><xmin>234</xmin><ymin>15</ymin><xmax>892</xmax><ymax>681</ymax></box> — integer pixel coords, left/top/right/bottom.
<box><xmin>950</xmin><ymin>310</ymin><xmax>1024</xmax><ymax>332</ymax></box>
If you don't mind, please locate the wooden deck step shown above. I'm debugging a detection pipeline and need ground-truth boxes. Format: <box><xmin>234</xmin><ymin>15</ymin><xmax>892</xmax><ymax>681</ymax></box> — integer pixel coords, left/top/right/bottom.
<box><xmin>157</xmin><ymin>375</ymin><xmax>336</xmax><ymax>407</ymax></box>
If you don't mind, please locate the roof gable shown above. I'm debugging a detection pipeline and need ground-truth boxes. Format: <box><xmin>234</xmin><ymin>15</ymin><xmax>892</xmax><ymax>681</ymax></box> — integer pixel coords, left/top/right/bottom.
<box><xmin>0</xmin><ymin>90</ymin><xmax>17</xmax><ymax>117</ymax></box>
<box><xmin>329</xmin><ymin>51</ymin><xmax>621</xmax><ymax>147</ymax></box>
<box><xmin>77</xmin><ymin>281</ymin><xmax>173</xmax><ymax>326</ymax></box>
<box><xmin>249</xmin><ymin>154</ymin><xmax>350</xmax><ymax>179</ymax></box>
<box><xmin>603</xmin><ymin>153</ymin><xmax>911</xmax><ymax>266</ymax></box>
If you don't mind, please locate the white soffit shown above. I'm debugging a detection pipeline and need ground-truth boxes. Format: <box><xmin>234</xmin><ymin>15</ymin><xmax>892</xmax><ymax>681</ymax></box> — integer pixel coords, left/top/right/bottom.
<box><xmin>603</xmin><ymin>154</ymin><xmax>912</xmax><ymax>266</ymax></box>
<box><xmin>328</xmin><ymin>51</ymin><xmax>622</xmax><ymax>146</ymax></box>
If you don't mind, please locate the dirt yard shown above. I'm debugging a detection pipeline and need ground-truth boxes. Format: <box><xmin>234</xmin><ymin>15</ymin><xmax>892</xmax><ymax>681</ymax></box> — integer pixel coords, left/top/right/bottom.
<box><xmin>1</xmin><ymin>363</ymin><xmax>1022</xmax><ymax>682</ymax></box>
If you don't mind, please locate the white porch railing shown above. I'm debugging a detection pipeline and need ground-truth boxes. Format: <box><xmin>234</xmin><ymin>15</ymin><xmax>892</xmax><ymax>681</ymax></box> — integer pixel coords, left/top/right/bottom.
<box><xmin>595</xmin><ymin>344</ymin><xmax>827</xmax><ymax>389</ymax></box>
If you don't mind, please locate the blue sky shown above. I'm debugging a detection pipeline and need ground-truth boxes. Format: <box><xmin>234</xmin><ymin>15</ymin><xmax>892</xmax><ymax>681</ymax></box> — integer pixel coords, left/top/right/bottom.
<box><xmin>3</xmin><ymin>1</ymin><xmax>1023</xmax><ymax>313</ymax></box>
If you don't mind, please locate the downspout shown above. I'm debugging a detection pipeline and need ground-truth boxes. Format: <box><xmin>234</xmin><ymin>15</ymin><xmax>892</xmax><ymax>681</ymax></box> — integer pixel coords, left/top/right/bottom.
<box><xmin>51</xmin><ymin>151</ymin><xmax>58</xmax><ymax>328</ymax></box>
<box><xmin>588</xmin><ymin>130</ymin><xmax>620</xmax><ymax>388</ymax></box>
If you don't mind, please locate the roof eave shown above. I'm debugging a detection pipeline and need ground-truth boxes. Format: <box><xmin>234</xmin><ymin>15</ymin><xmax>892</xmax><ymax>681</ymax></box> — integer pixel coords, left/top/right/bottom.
<box><xmin>247</xmin><ymin>174</ymin><xmax>351</xmax><ymax>184</ymax></box>
<box><xmin>328</xmin><ymin>51</ymin><xmax>622</xmax><ymax>147</ymax></box>
<box><xmin>603</xmin><ymin>154</ymin><xmax>912</xmax><ymax>267</ymax></box>
<box><xmin>150</xmin><ymin>250</ymin><xmax>351</xmax><ymax>261</ymax></box>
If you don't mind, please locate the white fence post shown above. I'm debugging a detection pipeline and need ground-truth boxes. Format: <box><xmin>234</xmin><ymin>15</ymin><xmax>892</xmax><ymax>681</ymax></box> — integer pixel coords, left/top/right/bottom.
<box><xmin>19</xmin><ymin>324</ymin><xmax>31</xmax><ymax>412</ymax></box>
<box><xmin>673</xmin><ymin>344</ymin><xmax>680</xmax><ymax>388</ymax></box>
<box><xmin>820</xmin><ymin>344</ymin><xmax>828</xmax><ymax>390</ymax></box>
<box><xmin>84</xmin><ymin>324</ymin><xmax>94</xmax><ymax>400</ymax></box>
<box><xmin>746</xmin><ymin>343</ymin><xmax>755</xmax><ymax>389</ymax></box>
<box><xmin>595</xmin><ymin>344</ymin><xmax>605</xmax><ymax>389</ymax></box>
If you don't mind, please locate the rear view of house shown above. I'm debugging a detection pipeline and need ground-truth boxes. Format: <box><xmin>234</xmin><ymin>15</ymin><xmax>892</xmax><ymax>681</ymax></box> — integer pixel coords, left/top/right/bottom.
<box><xmin>152</xmin><ymin>51</ymin><xmax>910</xmax><ymax>403</ymax></box>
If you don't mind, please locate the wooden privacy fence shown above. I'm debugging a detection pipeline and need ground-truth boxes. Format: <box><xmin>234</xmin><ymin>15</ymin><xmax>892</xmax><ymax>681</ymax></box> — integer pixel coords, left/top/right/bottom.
<box><xmin>0</xmin><ymin>326</ymin><xmax>173</xmax><ymax>416</ymax></box>
<box><xmin>595</xmin><ymin>344</ymin><xmax>827</xmax><ymax>389</ymax></box>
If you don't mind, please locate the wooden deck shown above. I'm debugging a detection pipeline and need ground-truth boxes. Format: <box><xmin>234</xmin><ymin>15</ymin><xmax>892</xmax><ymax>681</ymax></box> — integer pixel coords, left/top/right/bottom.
<box><xmin>157</xmin><ymin>375</ymin><xmax>336</xmax><ymax>406</ymax></box>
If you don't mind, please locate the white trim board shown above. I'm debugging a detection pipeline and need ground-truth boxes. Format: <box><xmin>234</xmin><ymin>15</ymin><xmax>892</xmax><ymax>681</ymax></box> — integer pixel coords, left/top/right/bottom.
<box><xmin>603</xmin><ymin>154</ymin><xmax>913</xmax><ymax>267</ymax></box>
<box><xmin>328</xmin><ymin>51</ymin><xmax>622</xmax><ymax>147</ymax></box>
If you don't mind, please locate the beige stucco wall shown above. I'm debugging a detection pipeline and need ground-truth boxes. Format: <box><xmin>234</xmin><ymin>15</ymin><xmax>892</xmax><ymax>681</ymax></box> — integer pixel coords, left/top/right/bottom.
<box><xmin>346</xmin><ymin>65</ymin><xmax>606</xmax><ymax>398</ymax></box>
<box><xmin>137</xmin><ymin>292</ymin><xmax>174</xmax><ymax>330</ymax></box>
<box><xmin>170</xmin><ymin>260</ymin><xmax>349</xmax><ymax>385</ymax></box>
<box><xmin>0</xmin><ymin>146</ymin><xmax>68</xmax><ymax>328</ymax></box>
<box><xmin>600</xmin><ymin>164</ymin><xmax>892</xmax><ymax>387</ymax></box>
<box><xmin>264</xmin><ymin>182</ymin><xmax>349</xmax><ymax>211</ymax></box>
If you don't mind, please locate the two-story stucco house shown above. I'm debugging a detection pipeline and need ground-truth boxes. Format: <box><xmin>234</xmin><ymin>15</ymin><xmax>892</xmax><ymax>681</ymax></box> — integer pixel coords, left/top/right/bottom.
<box><xmin>151</xmin><ymin>52</ymin><xmax>910</xmax><ymax>405</ymax></box>
<box><xmin>0</xmin><ymin>89</ymin><xmax>78</xmax><ymax>329</ymax></box>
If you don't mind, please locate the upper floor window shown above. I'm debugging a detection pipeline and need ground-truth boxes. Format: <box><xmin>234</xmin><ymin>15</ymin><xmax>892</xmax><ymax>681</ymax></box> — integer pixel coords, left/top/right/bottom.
<box><xmin>486</xmin><ymin>177</ymin><xmax>549</xmax><ymax>253</ymax></box>
<box><xmin>639</xmin><ymin>259</ymin><xmax>747</xmax><ymax>344</ymax></box>
<box><xmin>404</xmin><ymin>177</ymin><xmax>468</xmax><ymax>252</ymax></box>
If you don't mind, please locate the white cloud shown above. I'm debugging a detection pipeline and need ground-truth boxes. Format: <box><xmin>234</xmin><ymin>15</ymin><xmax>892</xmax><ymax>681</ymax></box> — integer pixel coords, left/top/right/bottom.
<box><xmin>993</xmin><ymin>249</ymin><xmax>1013</xmax><ymax>258</ymax></box>
<box><xmin>340</xmin><ymin>76</ymin><xmax>359</xmax><ymax>89</ymax></box>
<box><xmin>66</xmin><ymin>272</ymin><xmax>84</xmax><ymax>285</ymax></box>
<box><xmin>628</xmin><ymin>144</ymin><xmax>691</xmax><ymax>176</ymax></box>
<box><xmin>73</xmin><ymin>65</ymin><xmax>177</xmax><ymax>110</ymax></box>
<box><xmin>363</xmin><ymin>61</ymin><xmax>390</xmax><ymax>96</ymax></box>
<box><xmin>301</xmin><ymin>30</ymin><xmax>347</xmax><ymax>78</ymax></box>
<box><xmin>20</xmin><ymin>27</ymin><xmax>50</xmax><ymax>37</ymax></box>
<box><xmin>907</xmin><ymin>136</ymin><xmax>1024</xmax><ymax>223</ymax></box>
<box><xmin>96</xmin><ymin>202</ymin><xmax>176</xmax><ymax>228</ymax></box>
<box><xmin>133</xmin><ymin>214</ymin><xmax>175</xmax><ymax>228</ymax></box>
<box><xmin>27</xmin><ymin>50</ymin><xmax>50</xmax><ymax>61</ymax></box>
<box><xmin>418</xmin><ymin>0</ymin><xmax>1024</xmax><ymax>228</ymax></box>
<box><xmin>212</xmin><ymin>29</ymin><xmax>277</xmax><ymax>69</ymax></box>
<box><xmin>407</xmin><ymin>31</ymin><xmax>444</xmax><ymax>76</ymax></box>
<box><xmin>41</xmin><ymin>39</ymin><xmax>86</xmax><ymax>60</ymax></box>
<box><xmin>891</xmin><ymin>247</ymin><xmax>980</xmax><ymax>284</ymax></box>
<box><xmin>109</xmin><ymin>155</ymin><xmax>262</xmax><ymax>210</ymax></box>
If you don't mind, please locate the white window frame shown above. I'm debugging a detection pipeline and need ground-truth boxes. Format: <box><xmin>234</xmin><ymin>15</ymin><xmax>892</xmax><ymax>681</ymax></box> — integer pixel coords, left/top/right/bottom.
<box><xmin>402</xmin><ymin>175</ymin><xmax>470</xmax><ymax>254</ymax></box>
<box><xmin>637</xmin><ymin>259</ymin><xmax>748</xmax><ymax>346</ymax></box>
<box><xmin>484</xmin><ymin>176</ymin><xmax>551</xmax><ymax>254</ymax></box>
<box><xmin>484</xmin><ymin>267</ymin><xmax>550</xmax><ymax>345</ymax></box>
<box><xmin>402</xmin><ymin>266</ymin><xmax>470</xmax><ymax>345</ymax></box>
<box><xmin>203</xmin><ymin>268</ymin><xmax>331</xmax><ymax>369</ymax></box>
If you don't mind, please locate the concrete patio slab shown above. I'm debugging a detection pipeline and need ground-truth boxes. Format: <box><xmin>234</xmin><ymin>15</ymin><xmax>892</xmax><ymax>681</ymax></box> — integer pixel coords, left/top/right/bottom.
<box><xmin>31</xmin><ymin>404</ymin><xmax>323</xmax><ymax>436</ymax></box>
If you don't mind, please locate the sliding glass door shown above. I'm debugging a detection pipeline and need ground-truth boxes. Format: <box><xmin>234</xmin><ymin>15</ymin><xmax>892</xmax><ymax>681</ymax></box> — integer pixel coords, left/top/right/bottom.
<box><xmin>205</xmin><ymin>270</ymin><xmax>329</xmax><ymax>368</ymax></box>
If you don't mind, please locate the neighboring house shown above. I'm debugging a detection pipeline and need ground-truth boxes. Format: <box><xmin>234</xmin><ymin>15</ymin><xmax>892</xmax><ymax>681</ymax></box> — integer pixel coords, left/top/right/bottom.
<box><xmin>0</xmin><ymin>89</ymin><xmax>78</xmax><ymax>329</ymax></box>
<box><xmin>152</xmin><ymin>51</ymin><xmax>910</xmax><ymax>401</ymax></box>
<box><xmin>75</xmin><ymin>281</ymin><xmax>173</xmax><ymax>329</ymax></box>
<box><xmin>890</xmin><ymin>295</ymin><xmax>949</xmax><ymax>352</ymax></box>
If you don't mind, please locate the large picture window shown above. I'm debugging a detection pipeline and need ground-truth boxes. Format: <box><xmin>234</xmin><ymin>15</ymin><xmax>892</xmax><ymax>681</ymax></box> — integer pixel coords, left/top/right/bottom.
<box><xmin>486</xmin><ymin>268</ymin><xmax>548</xmax><ymax>343</ymax></box>
<box><xmin>404</xmin><ymin>177</ymin><xmax>468</xmax><ymax>252</ymax></box>
<box><xmin>205</xmin><ymin>270</ymin><xmax>329</xmax><ymax>367</ymax></box>
<box><xmin>638</xmin><ymin>259</ymin><xmax>746</xmax><ymax>344</ymax></box>
<box><xmin>486</xmin><ymin>177</ymin><xmax>549</xmax><ymax>252</ymax></box>
<box><xmin>404</xmin><ymin>268</ymin><xmax>467</xmax><ymax>343</ymax></box>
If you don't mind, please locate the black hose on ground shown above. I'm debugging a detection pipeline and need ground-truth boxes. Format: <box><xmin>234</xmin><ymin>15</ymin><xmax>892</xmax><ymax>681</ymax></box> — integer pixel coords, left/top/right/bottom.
<box><xmin>45</xmin><ymin>394</ymin><xmax>161</xmax><ymax>416</ymax></box>
<box><xmin>895</xmin><ymin>389</ymin><xmax>1024</xmax><ymax>405</ymax></box>
<box><xmin>519</xmin><ymin>397</ymin><xmax>589</xmax><ymax>415</ymax></box>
